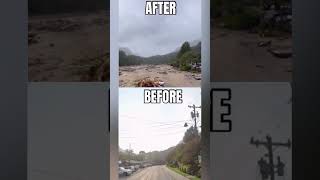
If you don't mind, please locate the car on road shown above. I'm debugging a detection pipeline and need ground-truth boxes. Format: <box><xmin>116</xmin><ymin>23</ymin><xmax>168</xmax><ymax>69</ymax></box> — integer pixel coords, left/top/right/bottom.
<box><xmin>129</xmin><ymin>165</ymin><xmax>137</xmax><ymax>172</ymax></box>
<box><xmin>134</xmin><ymin>165</ymin><xmax>140</xmax><ymax>170</ymax></box>
<box><xmin>119</xmin><ymin>167</ymin><xmax>132</xmax><ymax>176</ymax></box>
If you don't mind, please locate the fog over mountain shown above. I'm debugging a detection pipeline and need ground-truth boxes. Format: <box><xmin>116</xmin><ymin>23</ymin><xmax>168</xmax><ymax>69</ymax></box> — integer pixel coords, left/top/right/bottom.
<box><xmin>119</xmin><ymin>41</ymin><xmax>201</xmax><ymax>66</ymax></box>
<box><xmin>119</xmin><ymin>0</ymin><xmax>201</xmax><ymax>57</ymax></box>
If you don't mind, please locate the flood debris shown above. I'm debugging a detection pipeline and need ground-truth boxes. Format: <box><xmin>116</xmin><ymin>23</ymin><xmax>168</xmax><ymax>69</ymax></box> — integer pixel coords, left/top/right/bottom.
<box><xmin>137</xmin><ymin>78</ymin><xmax>165</xmax><ymax>87</ymax></box>
<box><xmin>158</xmin><ymin>71</ymin><xmax>168</xmax><ymax>75</ymax></box>
<box><xmin>258</xmin><ymin>40</ymin><xmax>272</xmax><ymax>47</ymax></box>
<box><xmin>192</xmin><ymin>74</ymin><xmax>201</xmax><ymax>80</ymax></box>
<box><xmin>268</xmin><ymin>48</ymin><xmax>292</xmax><ymax>58</ymax></box>
<box><xmin>119</xmin><ymin>64</ymin><xmax>201</xmax><ymax>87</ymax></box>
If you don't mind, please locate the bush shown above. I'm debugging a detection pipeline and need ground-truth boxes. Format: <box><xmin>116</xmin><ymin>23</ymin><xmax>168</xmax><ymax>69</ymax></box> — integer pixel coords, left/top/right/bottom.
<box><xmin>177</xmin><ymin>51</ymin><xmax>200</xmax><ymax>71</ymax></box>
<box><xmin>180</xmin><ymin>64</ymin><xmax>192</xmax><ymax>71</ymax></box>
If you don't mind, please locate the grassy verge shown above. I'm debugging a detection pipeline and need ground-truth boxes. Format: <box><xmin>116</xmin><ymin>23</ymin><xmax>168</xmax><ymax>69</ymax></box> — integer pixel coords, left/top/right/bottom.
<box><xmin>166</xmin><ymin>166</ymin><xmax>200</xmax><ymax>180</ymax></box>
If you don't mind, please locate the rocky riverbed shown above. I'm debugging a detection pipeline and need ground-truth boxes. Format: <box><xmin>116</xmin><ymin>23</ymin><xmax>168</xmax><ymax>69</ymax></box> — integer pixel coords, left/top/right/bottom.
<box><xmin>119</xmin><ymin>64</ymin><xmax>201</xmax><ymax>87</ymax></box>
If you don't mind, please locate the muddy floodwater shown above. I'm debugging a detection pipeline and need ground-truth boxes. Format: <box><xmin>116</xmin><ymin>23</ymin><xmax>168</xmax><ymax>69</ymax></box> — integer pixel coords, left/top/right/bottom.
<box><xmin>119</xmin><ymin>64</ymin><xmax>201</xmax><ymax>87</ymax></box>
<box><xmin>28</xmin><ymin>12</ymin><xmax>109</xmax><ymax>82</ymax></box>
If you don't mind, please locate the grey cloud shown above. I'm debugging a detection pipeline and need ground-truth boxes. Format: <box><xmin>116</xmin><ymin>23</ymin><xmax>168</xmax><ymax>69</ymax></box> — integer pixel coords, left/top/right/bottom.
<box><xmin>119</xmin><ymin>0</ymin><xmax>201</xmax><ymax>57</ymax></box>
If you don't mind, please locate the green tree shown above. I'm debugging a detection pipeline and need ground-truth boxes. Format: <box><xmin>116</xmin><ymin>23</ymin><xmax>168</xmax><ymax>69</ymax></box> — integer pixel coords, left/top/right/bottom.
<box><xmin>177</xmin><ymin>42</ymin><xmax>191</xmax><ymax>58</ymax></box>
<box><xmin>183</xmin><ymin>126</ymin><xmax>199</xmax><ymax>143</ymax></box>
<box><xmin>137</xmin><ymin>151</ymin><xmax>146</xmax><ymax>161</ymax></box>
<box><xmin>180</xmin><ymin>137</ymin><xmax>201</xmax><ymax>175</ymax></box>
<box><xmin>178</xmin><ymin>51</ymin><xmax>200</xmax><ymax>71</ymax></box>
<box><xmin>166</xmin><ymin>126</ymin><xmax>201</xmax><ymax>177</ymax></box>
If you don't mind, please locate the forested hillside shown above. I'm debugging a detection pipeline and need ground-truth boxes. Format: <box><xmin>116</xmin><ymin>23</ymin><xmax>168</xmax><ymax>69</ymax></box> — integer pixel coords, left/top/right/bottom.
<box><xmin>119</xmin><ymin>41</ymin><xmax>201</xmax><ymax>72</ymax></box>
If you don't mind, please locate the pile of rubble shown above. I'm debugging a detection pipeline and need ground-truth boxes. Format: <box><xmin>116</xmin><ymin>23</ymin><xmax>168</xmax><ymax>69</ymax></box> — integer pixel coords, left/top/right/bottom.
<box><xmin>137</xmin><ymin>78</ymin><xmax>164</xmax><ymax>87</ymax></box>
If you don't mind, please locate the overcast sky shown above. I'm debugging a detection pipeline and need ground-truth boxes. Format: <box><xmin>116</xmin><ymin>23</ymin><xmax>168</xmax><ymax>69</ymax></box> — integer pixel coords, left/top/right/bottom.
<box><xmin>119</xmin><ymin>88</ymin><xmax>201</xmax><ymax>153</ymax></box>
<box><xmin>119</xmin><ymin>0</ymin><xmax>201</xmax><ymax>57</ymax></box>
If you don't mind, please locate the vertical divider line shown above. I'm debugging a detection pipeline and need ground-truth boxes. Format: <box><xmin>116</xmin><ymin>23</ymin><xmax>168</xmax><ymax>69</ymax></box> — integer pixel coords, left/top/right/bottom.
<box><xmin>109</xmin><ymin>88</ymin><xmax>110</xmax><ymax>132</ymax></box>
<box><xmin>110</xmin><ymin>0</ymin><xmax>119</xmax><ymax>179</ymax></box>
<box><xmin>202</xmin><ymin>0</ymin><xmax>211</xmax><ymax>179</ymax></box>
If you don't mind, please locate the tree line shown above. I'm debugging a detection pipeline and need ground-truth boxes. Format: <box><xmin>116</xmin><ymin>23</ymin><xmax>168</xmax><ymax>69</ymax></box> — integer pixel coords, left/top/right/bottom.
<box><xmin>166</xmin><ymin>126</ymin><xmax>201</xmax><ymax>178</ymax></box>
<box><xmin>119</xmin><ymin>41</ymin><xmax>201</xmax><ymax>73</ymax></box>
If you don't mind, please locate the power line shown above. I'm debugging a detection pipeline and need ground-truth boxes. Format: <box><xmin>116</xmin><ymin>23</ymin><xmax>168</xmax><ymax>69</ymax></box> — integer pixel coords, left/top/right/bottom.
<box><xmin>148</xmin><ymin>122</ymin><xmax>188</xmax><ymax>128</ymax></box>
<box><xmin>150</xmin><ymin>120</ymin><xmax>187</xmax><ymax>123</ymax></box>
<box><xmin>185</xmin><ymin>104</ymin><xmax>201</xmax><ymax>130</ymax></box>
<box><xmin>250</xmin><ymin>135</ymin><xmax>291</xmax><ymax>180</ymax></box>
<box><xmin>149</xmin><ymin>121</ymin><xmax>185</xmax><ymax>126</ymax></box>
<box><xmin>150</xmin><ymin>129</ymin><xmax>187</xmax><ymax>136</ymax></box>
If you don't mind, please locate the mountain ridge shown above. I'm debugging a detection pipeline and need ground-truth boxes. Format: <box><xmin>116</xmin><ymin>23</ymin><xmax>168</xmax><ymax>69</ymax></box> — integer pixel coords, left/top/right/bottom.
<box><xmin>119</xmin><ymin>42</ymin><xmax>201</xmax><ymax>66</ymax></box>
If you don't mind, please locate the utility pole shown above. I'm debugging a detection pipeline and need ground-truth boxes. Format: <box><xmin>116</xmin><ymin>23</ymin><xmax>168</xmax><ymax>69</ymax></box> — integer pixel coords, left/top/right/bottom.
<box><xmin>128</xmin><ymin>144</ymin><xmax>132</xmax><ymax>163</ymax></box>
<box><xmin>250</xmin><ymin>135</ymin><xmax>291</xmax><ymax>180</ymax></box>
<box><xmin>187</xmin><ymin>104</ymin><xmax>201</xmax><ymax>130</ymax></box>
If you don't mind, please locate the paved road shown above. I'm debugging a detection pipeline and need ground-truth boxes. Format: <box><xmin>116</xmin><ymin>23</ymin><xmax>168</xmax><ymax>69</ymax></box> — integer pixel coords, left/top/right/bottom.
<box><xmin>120</xmin><ymin>165</ymin><xmax>189</xmax><ymax>180</ymax></box>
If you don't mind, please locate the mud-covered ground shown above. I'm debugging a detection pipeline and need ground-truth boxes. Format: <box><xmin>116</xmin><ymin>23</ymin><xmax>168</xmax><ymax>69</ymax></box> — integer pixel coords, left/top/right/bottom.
<box><xmin>119</xmin><ymin>64</ymin><xmax>201</xmax><ymax>87</ymax></box>
<box><xmin>28</xmin><ymin>11</ymin><xmax>109</xmax><ymax>82</ymax></box>
<box><xmin>211</xmin><ymin>27</ymin><xmax>292</xmax><ymax>81</ymax></box>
